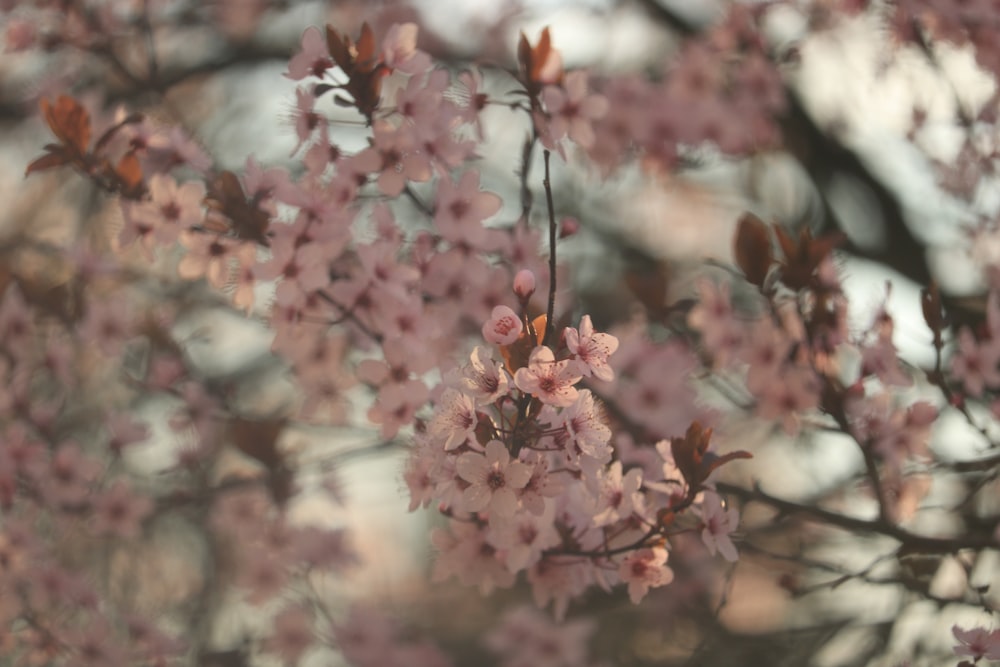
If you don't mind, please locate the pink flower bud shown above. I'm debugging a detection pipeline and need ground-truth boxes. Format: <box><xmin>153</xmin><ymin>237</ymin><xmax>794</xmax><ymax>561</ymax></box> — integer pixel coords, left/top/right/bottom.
<box><xmin>559</xmin><ymin>216</ymin><xmax>579</xmax><ymax>238</ymax></box>
<box><xmin>482</xmin><ymin>305</ymin><xmax>523</xmax><ymax>346</ymax></box>
<box><xmin>513</xmin><ymin>270</ymin><xmax>536</xmax><ymax>299</ymax></box>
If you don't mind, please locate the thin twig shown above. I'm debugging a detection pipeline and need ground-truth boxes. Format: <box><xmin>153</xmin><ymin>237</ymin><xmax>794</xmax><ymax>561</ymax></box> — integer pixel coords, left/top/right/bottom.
<box><xmin>542</xmin><ymin>148</ymin><xmax>557</xmax><ymax>347</ymax></box>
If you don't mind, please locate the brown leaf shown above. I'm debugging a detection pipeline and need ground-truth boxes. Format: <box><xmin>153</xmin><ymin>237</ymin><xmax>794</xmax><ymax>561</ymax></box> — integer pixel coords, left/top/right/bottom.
<box><xmin>355</xmin><ymin>22</ymin><xmax>377</xmax><ymax>72</ymax></box>
<box><xmin>115</xmin><ymin>152</ymin><xmax>144</xmax><ymax>195</ymax></box>
<box><xmin>499</xmin><ymin>313</ymin><xmax>546</xmax><ymax>375</ymax></box>
<box><xmin>205</xmin><ymin>171</ymin><xmax>270</xmax><ymax>245</ymax></box>
<box><xmin>41</xmin><ymin>95</ymin><xmax>91</xmax><ymax>155</ymax></box>
<box><xmin>25</xmin><ymin>147</ymin><xmax>71</xmax><ymax>176</ymax></box>
<box><xmin>734</xmin><ymin>212</ymin><xmax>773</xmax><ymax>288</ymax></box>
<box><xmin>517</xmin><ymin>27</ymin><xmax>562</xmax><ymax>95</ymax></box>
<box><xmin>325</xmin><ymin>25</ymin><xmax>352</xmax><ymax>73</ymax></box>
<box><xmin>773</xmin><ymin>226</ymin><xmax>844</xmax><ymax>291</ymax></box>
<box><xmin>670</xmin><ymin>421</ymin><xmax>751</xmax><ymax>493</ymax></box>
<box><xmin>229</xmin><ymin>416</ymin><xmax>287</xmax><ymax>471</ymax></box>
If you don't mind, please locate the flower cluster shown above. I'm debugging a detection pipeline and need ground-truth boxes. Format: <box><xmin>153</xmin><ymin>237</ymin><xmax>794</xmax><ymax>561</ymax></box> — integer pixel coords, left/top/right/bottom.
<box><xmin>406</xmin><ymin>277</ymin><xmax>749</xmax><ymax>617</ymax></box>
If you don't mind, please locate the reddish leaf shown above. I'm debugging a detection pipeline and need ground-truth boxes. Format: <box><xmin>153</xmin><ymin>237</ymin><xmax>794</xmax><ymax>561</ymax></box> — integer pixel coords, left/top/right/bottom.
<box><xmin>670</xmin><ymin>421</ymin><xmax>751</xmax><ymax>493</ymax></box>
<box><xmin>25</xmin><ymin>147</ymin><xmax>71</xmax><ymax>176</ymax></box>
<box><xmin>734</xmin><ymin>212</ymin><xmax>773</xmax><ymax>288</ymax></box>
<box><xmin>355</xmin><ymin>22</ymin><xmax>377</xmax><ymax>72</ymax></box>
<box><xmin>500</xmin><ymin>313</ymin><xmax>546</xmax><ymax>375</ymax></box>
<box><xmin>115</xmin><ymin>152</ymin><xmax>144</xmax><ymax>194</ymax></box>
<box><xmin>773</xmin><ymin>226</ymin><xmax>844</xmax><ymax>291</ymax></box>
<box><xmin>205</xmin><ymin>171</ymin><xmax>271</xmax><ymax>245</ymax></box>
<box><xmin>40</xmin><ymin>95</ymin><xmax>91</xmax><ymax>155</ymax></box>
<box><xmin>229</xmin><ymin>416</ymin><xmax>287</xmax><ymax>471</ymax></box>
<box><xmin>700</xmin><ymin>449</ymin><xmax>754</xmax><ymax>481</ymax></box>
<box><xmin>517</xmin><ymin>32</ymin><xmax>532</xmax><ymax>80</ymax></box>
<box><xmin>323</xmin><ymin>23</ymin><xmax>387</xmax><ymax>121</ymax></box>
<box><xmin>517</xmin><ymin>27</ymin><xmax>562</xmax><ymax>96</ymax></box>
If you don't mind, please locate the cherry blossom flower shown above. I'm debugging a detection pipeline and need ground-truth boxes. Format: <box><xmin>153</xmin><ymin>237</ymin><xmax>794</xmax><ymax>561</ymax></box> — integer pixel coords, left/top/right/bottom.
<box><xmin>952</xmin><ymin>625</ymin><xmax>1000</xmax><ymax>661</ymax></box>
<box><xmin>482</xmin><ymin>305</ymin><xmax>523</xmax><ymax>345</ymax></box>
<box><xmin>367</xmin><ymin>380</ymin><xmax>429</xmax><ymax>439</ymax></box>
<box><xmin>79</xmin><ymin>297</ymin><xmax>132</xmax><ymax>357</ymax></box>
<box><xmin>178</xmin><ymin>232</ymin><xmax>247</xmax><ymax>289</ymax></box>
<box><xmin>432</xmin><ymin>520</ymin><xmax>516</xmax><ymax>594</ymax></box>
<box><xmin>43</xmin><ymin>441</ymin><xmax>101</xmax><ymax>508</ymax></box>
<box><xmin>517</xmin><ymin>453</ymin><xmax>563</xmax><ymax>516</ymax></box>
<box><xmin>591</xmin><ymin>460</ymin><xmax>644</xmax><ymax>527</ymax></box>
<box><xmin>687</xmin><ymin>278</ymin><xmax>743</xmax><ymax>367</ymax></box>
<box><xmin>286</xmin><ymin>26</ymin><xmax>332</xmax><ymax>80</ymax></box>
<box><xmin>699</xmin><ymin>491</ymin><xmax>740</xmax><ymax>561</ymax></box>
<box><xmin>541</xmin><ymin>70</ymin><xmax>608</xmax><ymax>149</ymax></box>
<box><xmin>455</xmin><ymin>69</ymin><xmax>489</xmax><ymax>139</ymax></box>
<box><xmin>486</xmin><ymin>606</ymin><xmax>595</xmax><ymax>667</ymax></box>
<box><xmin>565</xmin><ymin>315</ymin><xmax>619</xmax><ymax>381</ymax></box>
<box><xmin>434</xmin><ymin>170</ymin><xmax>501</xmax><ymax>247</ymax></box>
<box><xmin>455</xmin><ymin>346</ymin><xmax>509</xmax><ymax>405</ymax></box>
<box><xmin>617</xmin><ymin>546</ymin><xmax>673</xmax><ymax>604</ymax></box>
<box><xmin>514</xmin><ymin>346</ymin><xmax>582</xmax><ymax>408</ymax></box>
<box><xmin>92</xmin><ymin>480</ymin><xmax>153</xmax><ymax>538</ymax></box>
<box><xmin>365</xmin><ymin>122</ymin><xmax>431</xmax><ymax>197</ymax></box>
<box><xmin>753</xmin><ymin>364</ymin><xmax>820</xmax><ymax>435</ymax></box>
<box><xmin>263</xmin><ymin>605</ymin><xmax>315</xmax><ymax>665</ymax></box>
<box><xmin>331</xmin><ymin>605</ymin><xmax>400</xmax><ymax>667</ymax></box>
<box><xmin>487</xmin><ymin>503</ymin><xmax>560</xmax><ymax>572</ymax></box>
<box><xmin>429</xmin><ymin>388</ymin><xmax>479</xmax><ymax>450</ymax></box>
<box><xmin>527</xmin><ymin>557</ymin><xmax>596</xmax><ymax>621</ymax></box>
<box><xmin>559</xmin><ymin>389</ymin><xmax>612</xmax><ymax>459</ymax></box>
<box><xmin>129</xmin><ymin>174</ymin><xmax>205</xmax><ymax>245</ymax></box>
<box><xmin>457</xmin><ymin>440</ymin><xmax>532</xmax><ymax>517</ymax></box>
<box><xmin>382</xmin><ymin>23</ymin><xmax>432</xmax><ymax>74</ymax></box>
<box><xmin>951</xmin><ymin>328</ymin><xmax>1000</xmax><ymax>396</ymax></box>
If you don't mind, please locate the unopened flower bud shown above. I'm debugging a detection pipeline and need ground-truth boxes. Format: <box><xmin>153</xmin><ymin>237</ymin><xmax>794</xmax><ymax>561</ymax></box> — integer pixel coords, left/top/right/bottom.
<box><xmin>559</xmin><ymin>216</ymin><xmax>579</xmax><ymax>238</ymax></box>
<box><xmin>513</xmin><ymin>270</ymin><xmax>536</xmax><ymax>299</ymax></box>
<box><xmin>482</xmin><ymin>305</ymin><xmax>523</xmax><ymax>346</ymax></box>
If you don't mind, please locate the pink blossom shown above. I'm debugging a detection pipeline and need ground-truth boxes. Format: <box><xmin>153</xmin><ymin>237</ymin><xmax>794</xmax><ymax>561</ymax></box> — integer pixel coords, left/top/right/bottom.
<box><xmin>699</xmin><ymin>491</ymin><xmax>740</xmax><ymax>561</ymax></box>
<box><xmin>286</xmin><ymin>26</ymin><xmax>332</xmax><ymax>80</ymax></box>
<box><xmin>429</xmin><ymin>388</ymin><xmax>479</xmax><ymax>450</ymax></box>
<box><xmin>456</xmin><ymin>440</ymin><xmax>532</xmax><ymax>517</ymax></box>
<box><xmin>560</xmin><ymin>389</ymin><xmax>612</xmax><ymax>460</ymax></box>
<box><xmin>367</xmin><ymin>380</ymin><xmax>429</xmax><ymax>439</ymax></box>
<box><xmin>432</xmin><ymin>520</ymin><xmax>516</xmax><ymax>594</ymax></box>
<box><xmin>591</xmin><ymin>460</ymin><xmax>644</xmax><ymax>526</ymax></box>
<box><xmin>565</xmin><ymin>314</ymin><xmax>619</xmax><ymax>381</ymax></box>
<box><xmin>514</xmin><ymin>346</ymin><xmax>582</xmax><ymax>408</ymax></box>
<box><xmin>456</xmin><ymin>346</ymin><xmax>509</xmax><ymax>405</ymax></box>
<box><xmin>130</xmin><ymin>174</ymin><xmax>205</xmax><ymax>245</ymax></box>
<box><xmin>541</xmin><ymin>70</ymin><xmax>608</xmax><ymax>149</ymax></box>
<box><xmin>92</xmin><ymin>480</ymin><xmax>153</xmax><ymax>538</ymax></box>
<box><xmin>517</xmin><ymin>453</ymin><xmax>563</xmax><ymax>516</ymax></box>
<box><xmin>482</xmin><ymin>305</ymin><xmax>523</xmax><ymax>345</ymax></box>
<box><xmin>513</xmin><ymin>269</ymin><xmax>536</xmax><ymax>299</ymax></box>
<box><xmin>687</xmin><ymin>278</ymin><xmax>743</xmax><ymax>367</ymax></box>
<box><xmin>617</xmin><ymin>546</ymin><xmax>673</xmax><ymax>603</ymax></box>
<box><xmin>382</xmin><ymin>23</ymin><xmax>432</xmax><ymax>74</ymax></box>
<box><xmin>952</xmin><ymin>625</ymin><xmax>1000</xmax><ymax>661</ymax></box>
<box><xmin>487</xmin><ymin>503</ymin><xmax>560</xmax><ymax>572</ymax></box>
<box><xmin>263</xmin><ymin>605</ymin><xmax>315</xmax><ymax>665</ymax></box>
<box><xmin>434</xmin><ymin>170</ymin><xmax>501</xmax><ymax>248</ymax></box>
<box><xmin>951</xmin><ymin>328</ymin><xmax>1000</xmax><ymax>396</ymax></box>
